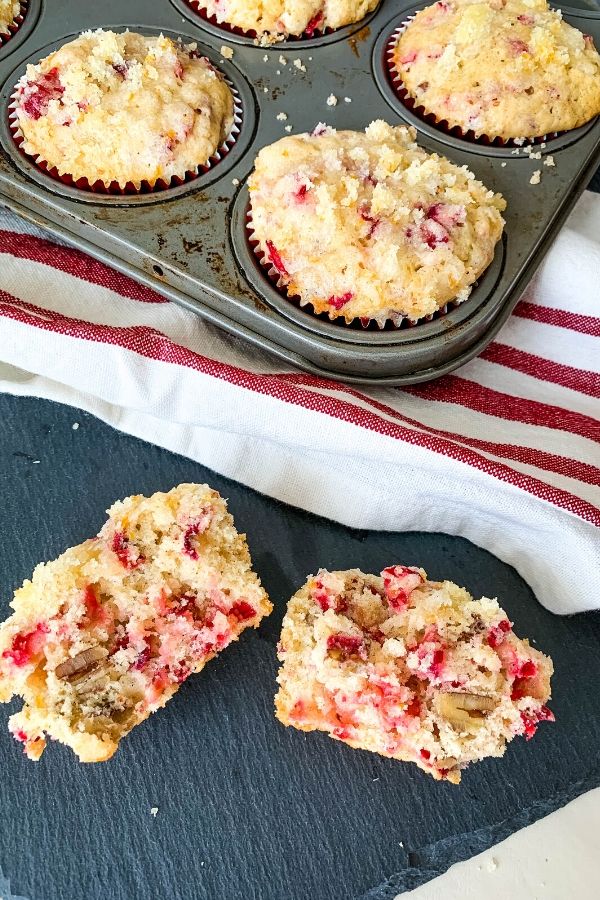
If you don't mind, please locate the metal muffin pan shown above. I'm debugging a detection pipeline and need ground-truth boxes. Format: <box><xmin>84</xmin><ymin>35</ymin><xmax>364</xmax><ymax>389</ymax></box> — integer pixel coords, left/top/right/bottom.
<box><xmin>1</xmin><ymin>0</ymin><xmax>599</xmax><ymax>385</ymax></box>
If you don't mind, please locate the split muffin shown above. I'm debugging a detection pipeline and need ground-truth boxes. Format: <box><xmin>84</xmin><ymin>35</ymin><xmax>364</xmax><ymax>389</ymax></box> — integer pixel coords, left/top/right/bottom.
<box><xmin>248</xmin><ymin>121</ymin><xmax>506</xmax><ymax>324</ymax></box>
<box><xmin>199</xmin><ymin>0</ymin><xmax>379</xmax><ymax>40</ymax></box>
<box><xmin>276</xmin><ymin>566</ymin><xmax>554</xmax><ymax>783</ymax></box>
<box><xmin>0</xmin><ymin>484</ymin><xmax>272</xmax><ymax>761</ymax></box>
<box><xmin>12</xmin><ymin>29</ymin><xmax>235</xmax><ymax>188</ymax></box>
<box><xmin>393</xmin><ymin>0</ymin><xmax>600</xmax><ymax>140</ymax></box>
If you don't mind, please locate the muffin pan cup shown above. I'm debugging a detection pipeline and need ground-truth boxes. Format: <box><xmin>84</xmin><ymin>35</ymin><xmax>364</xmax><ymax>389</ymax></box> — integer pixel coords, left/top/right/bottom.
<box><xmin>0</xmin><ymin>0</ymin><xmax>599</xmax><ymax>385</ymax></box>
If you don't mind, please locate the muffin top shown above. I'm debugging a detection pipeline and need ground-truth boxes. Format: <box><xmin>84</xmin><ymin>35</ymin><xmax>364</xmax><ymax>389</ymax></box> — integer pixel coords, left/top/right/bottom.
<box><xmin>0</xmin><ymin>0</ymin><xmax>20</xmax><ymax>34</ymax></box>
<box><xmin>248</xmin><ymin>121</ymin><xmax>506</xmax><ymax>324</ymax></box>
<box><xmin>393</xmin><ymin>0</ymin><xmax>600</xmax><ymax>140</ymax></box>
<box><xmin>201</xmin><ymin>0</ymin><xmax>379</xmax><ymax>39</ymax></box>
<box><xmin>14</xmin><ymin>29</ymin><xmax>235</xmax><ymax>187</ymax></box>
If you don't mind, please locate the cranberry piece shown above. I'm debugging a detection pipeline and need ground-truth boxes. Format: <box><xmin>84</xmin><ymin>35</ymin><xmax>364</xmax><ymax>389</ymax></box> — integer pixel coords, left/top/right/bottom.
<box><xmin>83</xmin><ymin>585</ymin><xmax>102</xmax><ymax>621</ymax></box>
<box><xmin>229</xmin><ymin>600</ymin><xmax>256</xmax><ymax>621</ymax></box>
<box><xmin>172</xmin><ymin>593</ymin><xmax>198</xmax><ymax>617</ymax></box>
<box><xmin>265</xmin><ymin>241</ymin><xmax>289</xmax><ymax>277</ymax></box>
<box><xmin>517</xmin><ymin>13</ymin><xmax>534</xmax><ymax>24</ymax></box>
<box><xmin>327</xmin><ymin>292</ymin><xmax>354</xmax><ymax>310</ymax></box>
<box><xmin>111</xmin><ymin>532</ymin><xmax>144</xmax><ymax>569</ymax></box>
<box><xmin>305</xmin><ymin>11</ymin><xmax>324</xmax><ymax>36</ymax></box>
<box><xmin>420</xmin><ymin>221</ymin><xmax>449</xmax><ymax>250</ymax></box>
<box><xmin>14</xmin><ymin>729</ymin><xmax>29</xmax><ymax>743</ymax></box>
<box><xmin>487</xmin><ymin>618</ymin><xmax>512</xmax><ymax>648</ymax></box>
<box><xmin>182</xmin><ymin>514</ymin><xmax>211</xmax><ymax>559</ymax></box>
<box><xmin>381</xmin><ymin>566</ymin><xmax>424</xmax><ymax>612</ymax></box>
<box><xmin>21</xmin><ymin>67</ymin><xmax>64</xmax><ymax>120</ymax></box>
<box><xmin>360</xmin><ymin>207</ymin><xmax>380</xmax><ymax>238</ymax></box>
<box><xmin>2</xmin><ymin>622</ymin><xmax>49</xmax><ymax>667</ymax></box>
<box><xmin>327</xmin><ymin>633</ymin><xmax>366</xmax><ymax>660</ymax></box>
<box><xmin>131</xmin><ymin>645</ymin><xmax>151</xmax><ymax>671</ymax></box>
<box><xmin>112</xmin><ymin>62</ymin><xmax>129</xmax><ymax>79</ymax></box>
<box><xmin>426</xmin><ymin>202</ymin><xmax>466</xmax><ymax>230</ymax></box>
<box><xmin>508</xmin><ymin>38</ymin><xmax>529</xmax><ymax>55</ymax></box>
<box><xmin>420</xmin><ymin>748</ymin><xmax>431</xmax><ymax>761</ymax></box>
<box><xmin>431</xmin><ymin>648</ymin><xmax>445</xmax><ymax>678</ymax></box>
<box><xmin>311</xmin><ymin>579</ymin><xmax>347</xmax><ymax>613</ymax></box>
<box><xmin>294</xmin><ymin>184</ymin><xmax>309</xmax><ymax>201</ymax></box>
<box><xmin>172</xmin><ymin>663</ymin><xmax>191</xmax><ymax>683</ymax></box>
<box><xmin>519</xmin><ymin>660</ymin><xmax>538</xmax><ymax>679</ymax></box>
<box><xmin>399</xmin><ymin>50</ymin><xmax>418</xmax><ymax>65</ymax></box>
<box><xmin>405</xmin><ymin>697</ymin><xmax>421</xmax><ymax>718</ymax></box>
<box><xmin>332</xmin><ymin>726</ymin><xmax>351</xmax><ymax>740</ymax></box>
<box><xmin>520</xmin><ymin>705</ymin><xmax>554</xmax><ymax>741</ymax></box>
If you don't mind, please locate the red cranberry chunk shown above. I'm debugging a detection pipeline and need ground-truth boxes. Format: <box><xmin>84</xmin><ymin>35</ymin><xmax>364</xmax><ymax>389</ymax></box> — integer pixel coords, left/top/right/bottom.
<box><xmin>2</xmin><ymin>622</ymin><xmax>49</xmax><ymax>667</ymax></box>
<box><xmin>305</xmin><ymin>11</ymin><xmax>324</xmax><ymax>36</ymax></box>
<box><xmin>265</xmin><ymin>241</ymin><xmax>289</xmax><ymax>277</ymax></box>
<box><xmin>229</xmin><ymin>600</ymin><xmax>256</xmax><ymax>621</ymax></box>
<box><xmin>328</xmin><ymin>292</ymin><xmax>354</xmax><ymax>310</ymax></box>
<box><xmin>112</xmin><ymin>62</ymin><xmax>129</xmax><ymax>79</ymax></box>
<box><xmin>327</xmin><ymin>633</ymin><xmax>366</xmax><ymax>660</ymax></box>
<box><xmin>381</xmin><ymin>566</ymin><xmax>424</xmax><ymax>612</ymax></box>
<box><xmin>521</xmin><ymin>705</ymin><xmax>554</xmax><ymax>740</ymax></box>
<box><xmin>21</xmin><ymin>68</ymin><xmax>65</xmax><ymax>120</ymax></box>
<box><xmin>112</xmin><ymin>532</ymin><xmax>144</xmax><ymax>569</ymax></box>
<box><xmin>487</xmin><ymin>618</ymin><xmax>512</xmax><ymax>648</ymax></box>
<box><xmin>182</xmin><ymin>513</ymin><xmax>212</xmax><ymax>559</ymax></box>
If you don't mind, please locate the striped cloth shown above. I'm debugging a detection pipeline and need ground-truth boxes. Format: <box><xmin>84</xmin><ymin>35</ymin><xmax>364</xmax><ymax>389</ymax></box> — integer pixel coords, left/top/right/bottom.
<box><xmin>0</xmin><ymin>193</ymin><xmax>598</xmax><ymax>614</ymax></box>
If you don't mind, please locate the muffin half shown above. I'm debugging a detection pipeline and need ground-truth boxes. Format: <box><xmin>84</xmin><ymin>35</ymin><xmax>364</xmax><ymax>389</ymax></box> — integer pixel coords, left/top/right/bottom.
<box><xmin>276</xmin><ymin>567</ymin><xmax>553</xmax><ymax>783</ymax></box>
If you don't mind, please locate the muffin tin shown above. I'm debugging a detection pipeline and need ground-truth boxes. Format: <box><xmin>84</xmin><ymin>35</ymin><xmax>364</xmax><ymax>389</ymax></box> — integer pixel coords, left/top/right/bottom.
<box><xmin>1</xmin><ymin>0</ymin><xmax>599</xmax><ymax>385</ymax></box>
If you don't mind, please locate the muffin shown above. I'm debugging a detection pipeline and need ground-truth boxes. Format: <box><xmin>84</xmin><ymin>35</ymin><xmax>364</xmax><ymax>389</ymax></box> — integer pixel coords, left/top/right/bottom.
<box><xmin>248</xmin><ymin>121</ymin><xmax>506</xmax><ymax>324</ymax></box>
<box><xmin>276</xmin><ymin>567</ymin><xmax>553</xmax><ymax>783</ymax></box>
<box><xmin>393</xmin><ymin>0</ymin><xmax>600</xmax><ymax>141</ymax></box>
<box><xmin>199</xmin><ymin>0</ymin><xmax>379</xmax><ymax>40</ymax></box>
<box><xmin>0</xmin><ymin>0</ymin><xmax>20</xmax><ymax>38</ymax></box>
<box><xmin>12</xmin><ymin>29</ymin><xmax>235</xmax><ymax>188</ymax></box>
<box><xmin>0</xmin><ymin>484</ymin><xmax>272</xmax><ymax>761</ymax></box>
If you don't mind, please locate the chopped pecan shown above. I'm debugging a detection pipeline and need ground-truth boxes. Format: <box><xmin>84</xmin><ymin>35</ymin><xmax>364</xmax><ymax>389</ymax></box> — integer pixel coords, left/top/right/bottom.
<box><xmin>435</xmin><ymin>691</ymin><xmax>497</xmax><ymax>729</ymax></box>
<box><xmin>55</xmin><ymin>646</ymin><xmax>109</xmax><ymax>680</ymax></box>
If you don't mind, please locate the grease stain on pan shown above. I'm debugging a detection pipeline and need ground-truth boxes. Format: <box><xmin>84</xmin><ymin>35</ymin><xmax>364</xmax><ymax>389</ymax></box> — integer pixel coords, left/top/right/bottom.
<box><xmin>348</xmin><ymin>24</ymin><xmax>371</xmax><ymax>57</ymax></box>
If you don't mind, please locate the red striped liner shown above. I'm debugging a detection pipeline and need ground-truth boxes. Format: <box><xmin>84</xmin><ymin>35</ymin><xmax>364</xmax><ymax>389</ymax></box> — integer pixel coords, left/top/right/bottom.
<box><xmin>0</xmin><ymin>1</ymin><xmax>26</xmax><ymax>46</ymax></box>
<box><xmin>514</xmin><ymin>301</ymin><xmax>600</xmax><ymax>338</ymax></box>
<box><xmin>1</xmin><ymin>288</ymin><xmax>598</xmax><ymax>526</ymax></box>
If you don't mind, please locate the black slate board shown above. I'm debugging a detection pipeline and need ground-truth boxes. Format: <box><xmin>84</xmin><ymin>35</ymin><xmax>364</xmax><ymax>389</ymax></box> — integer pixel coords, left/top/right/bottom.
<box><xmin>0</xmin><ymin>394</ymin><xmax>599</xmax><ymax>900</ymax></box>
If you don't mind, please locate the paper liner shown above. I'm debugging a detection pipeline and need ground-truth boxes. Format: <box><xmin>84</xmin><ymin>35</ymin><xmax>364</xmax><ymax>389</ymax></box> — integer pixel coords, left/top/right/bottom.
<box><xmin>386</xmin><ymin>20</ymin><xmax>561</xmax><ymax>148</ymax></box>
<box><xmin>245</xmin><ymin>205</ymin><xmax>465</xmax><ymax>331</ymax></box>
<box><xmin>0</xmin><ymin>1</ymin><xmax>26</xmax><ymax>46</ymax></box>
<box><xmin>7</xmin><ymin>70</ymin><xmax>243</xmax><ymax>195</ymax></box>
<box><xmin>185</xmin><ymin>2</ymin><xmax>333</xmax><ymax>42</ymax></box>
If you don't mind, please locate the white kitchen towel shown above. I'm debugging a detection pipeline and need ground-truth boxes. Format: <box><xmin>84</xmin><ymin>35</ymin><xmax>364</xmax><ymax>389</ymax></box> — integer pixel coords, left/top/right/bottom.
<box><xmin>0</xmin><ymin>194</ymin><xmax>598</xmax><ymax>614</ymax></box>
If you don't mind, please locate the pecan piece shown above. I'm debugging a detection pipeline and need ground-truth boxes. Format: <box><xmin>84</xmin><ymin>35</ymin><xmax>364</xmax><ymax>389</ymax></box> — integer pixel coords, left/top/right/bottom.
<box><xmin>434</xmin><ymin>692</ymin><xmax>497</xmax><ymax>729</ymax></box>
<box><xmin>55</xmin><ymin>646</ymin><xmax>109</xmax><ymax>680</ymax></box>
